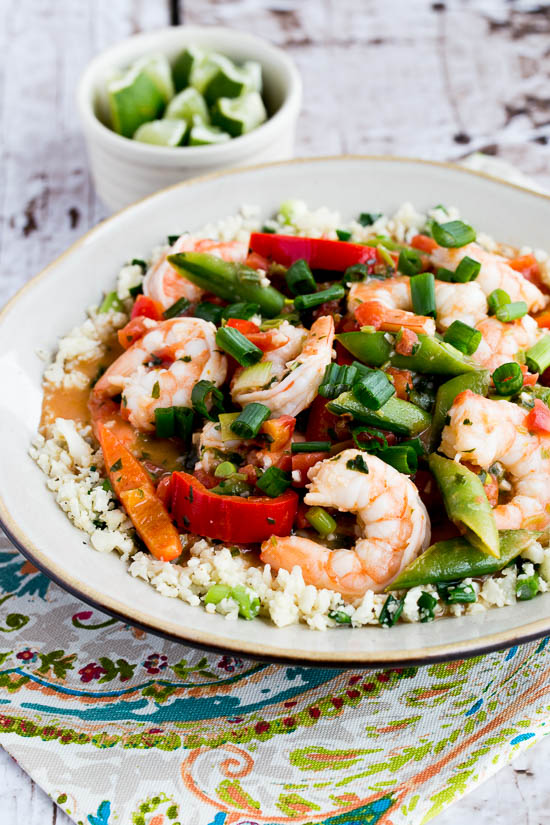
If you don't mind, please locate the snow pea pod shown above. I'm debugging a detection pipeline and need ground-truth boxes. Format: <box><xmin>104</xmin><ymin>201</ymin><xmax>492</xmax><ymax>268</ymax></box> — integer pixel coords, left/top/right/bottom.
<box><xmin>327</xmin><ymin>391</ymin><xmax>431</xmax><ymax>437</ymax></box>
<box><xmin>336</xmin><ymin>331</ymin><xmax>480</xmax><ymax>375</ymax></box>
<box><xmin>167</xmin><ymin>252</ymin><xmax>286</xmax><ymax>318</ymax></box>
<box><xmin>430</xmin><ymin>370</ymin><xmax>491</xmax><ymax>450</ymax></box>
<box><xmin>429</xmin><ymin>453</ymin><xmax>499</xmax><ymax>558</ymax></box>
<box><xmin>388</xmin><ymin>529</ymin><xmax>537</xmax><ymax>590</ymax></box>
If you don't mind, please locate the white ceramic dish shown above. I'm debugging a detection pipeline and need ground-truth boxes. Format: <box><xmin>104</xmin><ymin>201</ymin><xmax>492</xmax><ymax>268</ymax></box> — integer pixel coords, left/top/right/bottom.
<box><xmin>77</xmin><ymin>26</ymin><xmax>302</xmax><ymax>212</ymax></box>
<box><xmin>2</xmin><ymin>156</ymin><xmax>550</xmax><ymax>666</ymax></box>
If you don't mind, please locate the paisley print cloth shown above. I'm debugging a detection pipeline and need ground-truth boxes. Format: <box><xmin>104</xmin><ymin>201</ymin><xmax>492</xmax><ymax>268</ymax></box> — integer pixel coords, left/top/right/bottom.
<box><xmin>0</xmin><ymin>540</ymin><xmax>549</xmax><ymax>825</ymax></box>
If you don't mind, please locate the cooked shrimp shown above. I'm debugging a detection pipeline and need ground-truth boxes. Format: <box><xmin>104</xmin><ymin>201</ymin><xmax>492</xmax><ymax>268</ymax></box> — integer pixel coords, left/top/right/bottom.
<box><xmin>94</xmin><ymin>318</ymin><xmax>226</xmax><ymax>431</ymax></box>
<box><xmin>430</xmin><ymin>243</ymin><xmax>547</xmax><ymax>313</ymax></box>
<box><xmin>348</xmin><ymin>276</ymin><xmax>487</xmax><ymax>331</ymax></box>
<box><xmin>143</xmin><ymin>236</ymin><xmax>248</xmax><ymax>310</ymax></box>
<box><xmin>260</xmin><ymin>449</ymin><xmax>430</xmax><ymax>598</ymax></box>
<box><xmin>231</xmin><ymin>316</ymin><xmax>334</xmax><ymax>417</ymax></box>
<box><xmin>472</xmin><ymin>315</ymin><xmax>541</xmax><ymax>372</ymax></box>
<box><xmin>440</xmin><ymin>389</ymin><xmax>550</xmax><ymax>530</ymax></box>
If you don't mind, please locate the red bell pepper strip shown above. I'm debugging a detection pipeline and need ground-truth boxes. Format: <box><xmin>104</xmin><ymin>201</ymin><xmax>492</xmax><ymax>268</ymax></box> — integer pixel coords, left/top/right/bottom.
<box><xmin>249</xmin><ymin>233</ymin><xmax>378</xmax><ymax>272</ymax></box>
<box><xmin>170</xmin><ymin>471</ymin><xmax>298</xmax><ymax>543</ymax></box>
<box><xmin>226</xmin><ymin>318</ymin><xmax>260</xmax><ymax>334</ymax></box>
<box><xmin>131</xmin><ymin>294</ymin><xmax>163</xmax><ymax>321</ymax></box>
<box><xmin>525</xmin><ymin>399</ymin><xmax>550</xmax><ymax>434</ymax></box>
<box><xmin>411</xmin><ymin>234</ymin><xmax>438</xmax><ymax>253</ymax></box>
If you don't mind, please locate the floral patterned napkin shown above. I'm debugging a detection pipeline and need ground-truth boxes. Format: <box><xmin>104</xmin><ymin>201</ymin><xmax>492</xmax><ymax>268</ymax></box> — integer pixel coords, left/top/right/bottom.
<box><xmin>2</xmin><ymin>155</ymin><xmax>550</xmax><ymax>825</ymax></box>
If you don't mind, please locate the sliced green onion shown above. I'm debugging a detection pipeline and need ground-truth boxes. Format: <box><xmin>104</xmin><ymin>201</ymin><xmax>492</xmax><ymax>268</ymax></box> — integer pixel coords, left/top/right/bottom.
<box><xmin>214</xmin><ymin>461</ymin><xmax>238</xmax><ymax>478</ymax></box>
<box><xmin>516</xmin><ymin>571</ymin><xmax>540</xmax><ymax>601</ymax></box>
<box><xmin>256</xmin><ymin>465</ymin><xmax>291</xmax><ymax>497</ymax></box>
<box><xmin>318</xmin><ymin>363</ymin><xmax>358</xmax><ymax>399</ymax></box>
<box><xmin>99</xmin><ymin>291</ymin><xmax>124</xmax><ymax>313</ymax></box>
<box><xmin>191</xmin><ymin>380</ymin><xmax>224</xmax><ymax>421</ymax></box>
<box><xmin>261</xmin><ymin>224</ymin><xmax>276</xmax><ymax>234</ymax></box>
<box><xmin>377</xmin><ymin>244</ymin><xmax>395</xmax><ymax>269</ymax></box>
<box><xmin>398</xmin><ymin>247</ymin><xmax>423</xmax><ymax>276</ymax></box>
<box><xmin>350</xmin><ymin>361</ymin><xmax>373</xmax><ymax>382</ymax></box>
<box><xmin>219</xmin><ymin>412</ymin><xmax>240</xmax><ymax>441</ymax></box>
<box><xmin>230</xmin><ymin>403</ymin><xmax>271</xmax><ymax>439</ymax></box>
<box><xmin>285</xmin><ymin>259</ymin><xmax>317</xmax><ymax>296</ymax></box>
<box><xmin>194</xmin><ymin>301</ymin><xmax>224</xmax><ymax>325</ymax></box>
<box><xmin>346</xmin><ymin>454</ymin><xmax>370</xmax><ymax>474</ymax></box>
<box><xmin>222</xmin><ymin>302</ymin><xmax>261</xmax><ymax>320</ymax></box>
<box><xmin>376</xmin><ymin>445</ymin><xmax>418</xmax><ymax>475</ymax></box>
<box><xmin>379</xmin><ymin>594</ymin><xmax>404</xmax><ymax>628</ymax></box>
<box><xmin>328</xmin><ymin>609</ymin><xmax>352</xmax><ymax>624</ymax></box>
<box><xmin>154</xmin><ymin>407</ymin><xmax>175</xmax><ymax>438</ymax></box>
<box><xmin>305</xmin><ymin>506</ymin><xmax>336</xmax><ymax>537</ymax></box>
<box><xmin>352</xmin><ymin>369</ymin><xmax>395</xmax><ymax>410</ymax></box>
<box><xmin>496</xmin><ymin>301</ymin><xmax>527</xmax><ymax>323</ymax></box>
<box><xmin>204</xmin><ymin>584</ymin><xmax>231</xmax><ymax>605</ymax></box>
<box><xmin>417</xmin><ymin>591</ymin><xmax>437</xmax><ymax>622</ymax></box>
<box><xmin>431</xmin><ymin>220</ymin><xmax>476</xmax><ymax>248</ymax></box>
<box><xmin>231</xmin><ymin>361</ymin><xmax>273</xmax><ymax>394</ymax></box>
<box><xmin>291</xmin><ymin>441</ymin><xmax>331</xmax><ymax>453</ymax></box>
<box><xmin>443</xmin><ymin>320</ymin><xmax>482</xmax><ymax>355</ymax></box>
<box><xmin>487</xmin><ymin>289</ymin><xmax>511</xmax><ymax>315</ymax></box>
<box><xmin>131</xmin><ymin>258</ymin><xmax>147</xmax><ymax>271</ymax></box>
<box><xmin>436</xmin><ymin>255</ymin><xmax>481</xmax><ymax>283</ymax></box>
<box><xmin>174</xmin><ymin>406</ymin><xmax>194</xmax><ymax>442</ymax></box>
<box><xmin>336</xmin><ymin>229</ymin><xmax>352</xmax><ymax>241</ymax></box>
<box><xmin>210</xmin><ymin>478</ymin><xmax>253</xmax><ymax>497</ymax></box>
<box><xmin>167</xmin><ymin>234</ymin><xmax>181</xmax><ymax>245</ymax></box>
<box><xmin>410</xmin><ymin>271</ymin><xmax>436</xmax><ymax>318</ymax></box>
<box><xmin>293</xmin><ymin>283</ymin><xmax>346</xmax><ymax>311</ymax></box>
<box><xmin>216</xmin><ymin>326</ymin><xmax>263</xmax><ymax>367</ymax></box>
<box><xmin>129</xmin><ymin>283</ymin><xmax>144</xmax><ymax>298</ymax></box>
<box><xmin>231</xmin><ymin>584</ymin><xmax>260</xmax><ymax>620</ymax></box>
<box><xmin>526</xmin><ymin>335</ymin><xmax>550</xmax><ymax>374</ymax></box>
<box><xmin>436</xmin><ymin>581</ymin><xmax>476</xmax><ymax>604</ymax></box>
<box><xmin>400</xmin><ymin>437</ymin><xmax>426</xmax><ymax>457</ymax></box>
<box><xmin>492</xmin><ymin>362</ymin><xmax>523</xmax><ymax>395</ymax></box>
<box><xmin>163</xmin><ymin>297</ymin><xmax>191</xmax><ymax>319</ymax></box>
<box><xmin>351</xmin><ymin>426</ymin><xmax>390</xmax><ymax>451</ymax></box>
<box><xmin>344</xmin><ymin>263</ymin><xmax>371</xmax><ymax>282</ymax></box>
<box><xmin>358</xmin><ymin>212</ymin><xmax>382</xmax><ymax>226</ymax></box>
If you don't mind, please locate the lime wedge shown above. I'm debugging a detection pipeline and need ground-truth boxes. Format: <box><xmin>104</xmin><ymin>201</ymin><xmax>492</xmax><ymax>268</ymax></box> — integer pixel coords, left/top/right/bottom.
<box><xmin>172</xmin><ymin>45</ymin><xmax>204</xmax><ymax>92</ymax></box>
<box><xmin>204</xmin><ymin>59</ymin><xmax>262</xmax><ymax>104</ymax></box>
<box><xmin>108</xmin><ymin>67</ymin><xmax>165</xmax><ymax>138</ymax></box>
<box><xmin>211</xmin><ymin>92</ymin><xmax>267</xmax><ymax>137</ymax></box>
<box><xmin>135</xmin><ymin>53</ymin><xmax>175</xmax><ymax>102</ymax></box>
<box><xmin>164</xmin><ymin>87</ymin><xmax>209</xmax><ymax>124</ymax></box>
<box><xmin>190</xmin><ymin>53</ymin><xmax>234</xmax><ymax>95</ymax></box>
<box><xmin>189</xmin><ymin>117</ymin><xmax>231</xmax><ymax>146</ymax></box>
<box><xmin>133</xmin><ymin>119</ymin><xmax>188</xmax><ymax>146</ymax></box>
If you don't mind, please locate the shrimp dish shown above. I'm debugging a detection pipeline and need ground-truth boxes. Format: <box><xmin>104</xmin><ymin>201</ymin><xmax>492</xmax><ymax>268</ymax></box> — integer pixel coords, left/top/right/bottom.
<box><xmin>33</xmin><ymin>200</ymin><xmax>550</xmax><ymax>630</ymax></box>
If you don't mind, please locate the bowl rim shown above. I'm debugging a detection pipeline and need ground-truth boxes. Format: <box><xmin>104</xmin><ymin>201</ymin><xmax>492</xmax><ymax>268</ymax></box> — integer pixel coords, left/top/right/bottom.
<box><xmin>3</xmin><ymin>154</ymin><xmax>550</xmax><ymax>667</ymax></box>
<box><xmin>76</xmin><ymin>25</ymin><xmax>303</xmax><ymax>162</ymax></box>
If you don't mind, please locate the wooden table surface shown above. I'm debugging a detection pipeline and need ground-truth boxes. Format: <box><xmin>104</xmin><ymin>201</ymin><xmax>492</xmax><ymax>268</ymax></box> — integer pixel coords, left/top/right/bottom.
<box><xmin>1</xmin><ymin>1</ymin><xmax>550</xmax><ymax>822</ymax></box>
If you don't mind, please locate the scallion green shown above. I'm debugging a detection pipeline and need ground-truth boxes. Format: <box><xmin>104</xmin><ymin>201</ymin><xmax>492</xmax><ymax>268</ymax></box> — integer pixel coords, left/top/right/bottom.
<box><xmin>191</xmin><ymin>380</ymin><xmax>224</xmax><ymax>421</ymax></box>
<box><xmin>285</xmin><ymin>259</ymin><xmax>317</xmax><ymax>296</ymax></box>
<box><xmin>379</xmin><ymin>594</ymin><xmax>404</xmax><ymax>628</ymax></box>
<box><xmin>496</xmin><ymin>301</ymin><xmax>527</xmax><ymax>322</ymax></box>
<box><xmin>525</xmin><ymin>335</ymin><xmax>550</xmax><ymax>374</ymax></box>
<box><xmin>256</xmin><ymin>465</ymin><xmax>291</xmax><ymax>497</ymax></box>
<box><xmin>163</xmin><ymin>297</ymin><xmax>191</xmax><ymax>319</ymax></box>
<box><xmin>336</xmin><ymin>229</ymin><xmax>352</xmax><ymax>241</ymax></box>
<box><xmin>492</xmin><ymin>362</ymin><xmax>523</xmax><ymax>395</ymax></box>
<box><xmin>352</xmin><ymin>369</ymin><xmax>395</xmax><ymax>410</ymax></box>
<box><xmin>358</xmin><ymin>212</ymin><xmax>382</xmax><ymax>226</ymax></box>
<box><xmin>487</xmin><ymin>289</ymin><xmax>511</xmax><ymax>315</ymax></box>
<box><xmin>398</xmin><ymin>247</ymin><xmax>423</xmax><ymax>276</ymax></box>
<box><xmin>154</xmin><ymin>407</ymin><xmax>175</xmax><ymax>439</ymax></box>
<box><xmin>443</xmin><ymin>320</ymin><xmax>482</xmax><ymax>355</ymax></box>
<box><xmin>291</xmin><ymin>441</ymin><xmax>331</xmax><ymax>454</ymax></box>
<box><xmin>230</xmin><ymin>403</ymin><xmax>271</xmax><ymax>439</ymax></box>
<box><xmin>293</xmin><ymin>283</ymin><xmax>346</xmax><ymax>311</ymax></box>
<box><xmin>194</xmin><ymin>302</ymin><xmax>224</xmax><ymax>325</ymax></box>
<box><xmin>305</xmin><ymin>506</ymin><xmax>336</xmax><ymax>537</ymax></box>
<box><xmin>431</xmin><ymin>220</ymin><xmax>476</xmax><ymax>248</ymax></box>
<box><xmin>436</xmin><ymin>255</ymin><xmax>481</xmax><ymax>283</ymax></box>
<box><xmin>436</xmin><ymin>581</ymin><xmax>476</xmax><ymax>604</ymax></box>
<box><xmin>215</xmin><ymin>326</ymin><xmax>263</xmax><ymax>366</ymax></box>
<box><xmin>174</xmin><ymin>406</ymin><xmax>194</xmax><ymax>442</ymax></box>
<box><xmin>410</xmin><ymin>271</ymin><xmax>436</xmax><ymax>318</ymax></box>
<box><xmin>214</xmin><ymin>461</ymin><xmax>239</xmax><ymax>478</ymax></box>
<box><xmin>222</xmin><ymin>302</ymin><xmax>261</xmax><ymax>321</ymax></box>
<box><xmin>99</xmin><ymin>291</ymin><xmax>124</xmax><ymax>313</ymax></box>
<box><xmin>417</xmin><ymin>591</ymin><xmax>437</xmax><ymax>622</ymax></box>
<box><xmin>318</xmin><ymin>363</ymin><xmax>358</xmax><ymax>398</ymax></box>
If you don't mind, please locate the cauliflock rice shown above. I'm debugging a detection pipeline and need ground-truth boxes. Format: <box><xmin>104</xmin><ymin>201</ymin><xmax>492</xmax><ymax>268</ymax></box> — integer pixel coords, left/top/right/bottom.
<box><xmin>31</xmin><ymin>201</ymin><xmax>550</xmax><ymax>630</ymax></box>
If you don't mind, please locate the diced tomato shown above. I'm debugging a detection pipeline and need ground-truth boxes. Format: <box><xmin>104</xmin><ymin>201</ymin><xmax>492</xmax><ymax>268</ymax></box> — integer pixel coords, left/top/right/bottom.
<box><xmin>509</xmin><ymin>254</ymin><xmax>541</xmax><ymax>282</ymax></box>
<box><xmin>261</xmin><ymin>415</ymin><xmax>296</xmax><ymax>453</ymax></box>
<box><xmin>525</xmin><ymin>399</ymin><xmax>550</xmax><ymax>434</ymax></box>
<box><xmin>535</xmin><ymin>310</ymin><xmax>550</xmax><ymax>329</ymax></box>
<box><xmin>305</xmin><ymin>395</ymin><xmax>340</xmax><ymax>441</ymax></box>
<box><xmin>249</xmin><ymin>233</ymin><xmax>378</xmax><ymax>272</ymax></box>
<box><xmin>131</xmin><ymin>294</ymin><xmax>163</xmax><ymax>321</ymax></box>
<box><xmin>483</xmin><ymin>474</ymin><xmax>499</xmax><ymax>507</ymax></box>
<box><xmin>394</xmin><ymin>328</ymin><xmax>419</xmax><ymax>356</ymax></box>
<box><xmin>519</xmin><ymin>364</ymin><xmax>539</xmax><ymax>386</ymax></box>
<box><xmin>295</xmin><ymin>500</ymin><xmax>310</xmax><ymax>530</ymax></box>
<box><xmin>118</xmin><ymin>316</ymin><xmax>152</xmax><ymax>349</ymax></box>
<box><xmin>385</xmin><ymin>367</ymin><xmax>412</xmax><ymax>400</ymax></box>
<box><xmin>193</xmin><ymin>467</ymin><xmax>218</xmax><ymax>490</ymax></box>
<box><xmin>245</xmin><ymin>329</ymin><xmax>287</xmax><ymax>353</ymax></box>
<box><xmin>245</xmin><ymin>251</ymin><xmax>270</xmax><ymax>271</ymax></box>
<box><xmin>354</xmin><ymin>300</ymin><xmax>386</xmax><ymax>330</ymax></box>
<box><xmin>414</xmin><ymin>468</ymin><xmax>444</xmax><ymax>516</ymax></box>
<box><xmin>291</xmin><ymin>452</ymin><xmax>327</xmax><ymax>487</ymax></box>
<box><xmin>352</xmin><ymin>428</ymin><xmax>397</xmax><ymax>449</ymax></box>
<box><xmin>239</xmin><ymin>463</ymin><xmax>259</xmax><ymax>486</ymax></box>
<box><xmin>335</xmin><ymin>341</ymin><xmax>355</xmax><ymax>366</ymax></box>
<box><xmin>170</xmin><ymin>471</ymin><xmax>298</xmax><ymax>543</ymax></box>
<box><xmin>411</xmin><ymin>234</ymin><xmax>438</xmax><ymax>253</ymax></box>
<box><xmin>226</xmin><ymin>318</ymin><xmax>260</xmax><ymax>334</ymax></box>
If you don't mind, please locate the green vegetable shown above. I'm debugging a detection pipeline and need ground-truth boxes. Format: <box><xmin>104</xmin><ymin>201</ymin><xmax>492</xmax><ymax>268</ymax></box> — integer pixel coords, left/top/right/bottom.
<box><xmin>256</xmin><ymin>466</ymin><xmax>291</xmax><ymax>497</ymax></box>
<box><xmin>231</xmin><ymin>584</ymin><xmax>261</xmax><ymax>620</ymax></box>
<box><xmin>108</xmin><ymin>66</ymin><xmax>166</xmax><ymax>138</ymax></box>
<box><xmin>230</xmin><ymin>403</ymin><xmax>271</xmax><ymax>439</ymax></box>
<box><xmin>352</xmin><ymin>369</ymin><xmax>395</xmax><ymax>410</ymax></box>
<box><xmin>191</xmin><ymin>379</ymin><xmax>224</xmax><ymax>421</ymax></box>
<box><xmin>336</xmin><ymin>229</ymin><xmax>352</xmax><ymax>241</ymax></box>
<box><xmin>344</xmin><ymin>263</ymin><xmax>371</xmax><ymax>282</ymax></box>
<box><xmin>218</xmin><ymin>412</ymin><xmax>240</xmax><ymax>441</ymax></box>
<box><xmin>231</xmin><ymin>361</ymin><xmax>272</xmax><ymax>394</ymax></box>
<box><xmin>430</xmin><ymin>370</ymin><xmax>490</xmax><ymax>449</ymax></box>
<box><xmin>214</xmin><ymin>461</ymin><xmax>239</xmax><ymax>478</ymax></box>
<box><xmin>318</xmin><ymin>363</ymin><xmax>358</xmax><ymax>399</ymax></box>
<box><xmin>174</xmin><ymin>407</ymin><xmax>194</xmax><ymax>443</ymax></box>
<box><xmin>398</xmin><ymin>247</ymin><xmax>423</xmax><ymax>276</ymax></box>
<box><xmin>211</xmin><ymin>92</ymin><xmax>267</xmax><ymax>136</ymax></box>
<box><xmin>428</xmin><ymin>453</ymin><xmax>499</xmax><ymax>558</ymax></box>
<box><xmin>526</xmin><ymin>335</ymin><xmax>550</xmax><ymax>375</ymax></box>
<box><xmin>294</xmin><ymin>284</ymin><xmax>346</xmax><ymax>311</ymax></box>
<box><xmin>215</xmin><ymin>326</ymin><xmax>263</xmax><ymax>367</ymax></box>
<box><xmin>164</xmin><ymin>86</ymin><xmax>209</xmax><ymax>124</ymax></box>
<box><xmin>436</xmin><ymin>581</ymin><xmax>477</xmax><ymax>604</ymax></box>
<box><xmin>133</xmin><ymin>119</ymin><xmax>188</xmax><ymax>146</ymax></box>
<box><xmin>163</xmin><ymin>296</ymin><xmax>191</xmax><ymax>319</ymax></box>
<box><xmin>496</xmin><ymin>301</ymin><xmax>527</xmax><ymax>322</ymax></box>
<box><xmin>443</xmin><ymin>320</ymin><xmax>482</xmax><ymax>355</ymax></box>
<box><xmin>487</xmin><ymin>288</ymin><xmax>511</xmax><ymax>315</ymax></box>
<box><xmin>306</xmin><ymin>506</ymin><xmax>337</xmax><ymax>537</ymax></box>
<box><xmin>328</xmin><ymin>610</ymin><xmax>352</xmax><ymax>624</ymax></box>
<box><xmin>373</xmin><ymin>444</ymin><xmax>418</xmax><ymax>475</ymax></box>
<box><xmin>188</xmin><ymin>120</ymin><xmax>231</xmax><ymax>145</ymax></box>
<box><xmin>210</xmin><ymin>478</ymin><xmax>253</xmax><ymax>497</ymax></box>
<box><xmin>203</xmin><ymin>59</ymin><xmax>261</xmax><ymax>104</ymax></box>
<box><xmin>436</xmin><ymin>256</ymin><xmax>481</xmax><ymax>283</ymax></box>
<box><xmin>204</xmin><ymin>583</ymin><xmax>231</xmax><ymax>605</ymax></box>
<box><xmin>154</xmin><ymin>407</ymin><xmax>175</xmax><ymax>438</ymax></box>
<box><xmin>379</xmin><ymin>595</ymin><xmax>404</xmax><ymax>627</ymax></box>
<box><xmin>388</xmin><ymin>530</ymin><xmax>536</xmax><ymax>590</ymax></box>
<box><xmin>346</xmin><ymin>454</ymin><xmax>370</xmax><ymax>473</ymax></box>
<box><xmin>337</xmin><ymin>330</ymin><xmax>480</xmax><ymax>375</ymax></box>
<box><xmin>492</xmin><ymin>362</ymin><xmax>524</xmax><ymax>396</ymax></box>
<box><xmin>516</xmin><ymin>569</ymin><xmax>540</xmax><ymax>601</ymax></box>
<box><xmin>431</xmin><ymin>220</ymin><xmax>476</xmax><ymax>248</ymax></box>
<box><xmin>167</xmin><ymin>252</ymin><xmax>285</xmax><ymax>317</ymax></box>
<box><xmin>222</xmin><ymin>302</ymin><xmax>261</xmax><ymax>320</ymax></box>
<box><xmin>285</xmin><ymin>259</ymin><xmax>317</xmax><ymax>296</ymax></box>
<box><xmin>417</xmin><ymin>591</ymin><xmax>437</xmax><ymax>622</ymax></box>
<box><xmin>358</xmin><ymin>212</ymin><xmax>382</xmax><ymax>226</ymax></box>
<box><xmin>410</xmin><ymin>272</ymin><xmax>436</xmax><ymax>318</ymax></box>
<box><xmin>99</xmin><ymin>291</ymin><xmax>124</xmax><ymax>314</ymax></box>
<box><xmin>328</xmin><ymin>391</ymin><xmax>431</xmax><ymax>437</ymax></box>
<box><xmin>291</xmin><ymin>441</ymin><xmax>331</xmax><ymax>453</ymax></box>
<box><xmin>194</xmin><ymin>301</ymin><xmax>224</xmax><ymax>325</ymax></box>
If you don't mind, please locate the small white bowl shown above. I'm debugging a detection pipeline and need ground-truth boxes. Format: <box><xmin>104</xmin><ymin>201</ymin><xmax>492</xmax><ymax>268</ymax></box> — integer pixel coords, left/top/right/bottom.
<box><xmin>77</xmin><ymin>26</ymin><xmax>302</xmax><ymax>211</ymax></box>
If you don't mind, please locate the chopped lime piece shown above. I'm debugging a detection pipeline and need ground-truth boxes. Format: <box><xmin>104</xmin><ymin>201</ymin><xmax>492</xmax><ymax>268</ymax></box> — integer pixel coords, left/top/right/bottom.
<box><xmin>190</xmin><ymin>52</ymin><xmax>233</xmax><ymax>94</ymax></box>
<box><xmin>136</xmin><ymin>53</ymin><xmax>175</xmax><ymax>102</ymax></box>
<box><xmin>134</xmin><ymin>119</ymin><xmax>188</xmax><ymax>146</ymax></box>
<box><xmin>211</xmin><ymin>92</ymin><xmax>267</xmax><ymax>137</ymax></box>
<box><xmin>165</xmin><ymin>87</ymin><xmax>209</xmax><ymax>124</ymax></box>
<box><xmin>204</xmin><ymin>59</ymin><xmax>263</xmax><ymax>104</ymax></box>
<box><xmin>172</xmin><ymin>45</ymin><xmax>205</xmax><ymax>92</ymax></box>
<box><xmin>189</xmin><ymin>117</ymin><xmax>231</xmax><ymax>146</ymax></box>
<box><xmin>108</xmin><ymin>67</ymin><xmax>165</xmax><ymax>138</ymax></box>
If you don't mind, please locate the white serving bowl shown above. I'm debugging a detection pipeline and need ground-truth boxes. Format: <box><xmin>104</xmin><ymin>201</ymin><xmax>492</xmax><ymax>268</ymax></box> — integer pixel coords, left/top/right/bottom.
<box><xmin>2</xmin><ymin>156</ymin><xmax>550</xmax><ymax>666</ymax></box>
<box><xmin>77</xmin><ymin>26</ymin><xmax>302</xmax><ymax>211</ymax></box>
